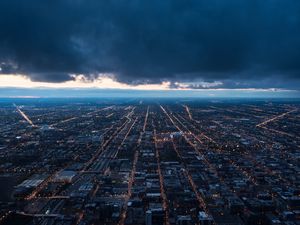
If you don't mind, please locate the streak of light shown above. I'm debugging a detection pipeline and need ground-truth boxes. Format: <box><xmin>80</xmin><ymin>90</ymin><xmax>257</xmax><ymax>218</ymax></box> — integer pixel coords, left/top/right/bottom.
<box><xmin>154</xmin><ymin>129</ymin><xmax>170</xmax><ymax>225</ymax></box>
<box><xmin>81</xmin><ymin>107</ymin><xmax>135</xmax><ymax>172</ymax></box>
<box><xmin>119</xmin><ymin>109</ymin><xmax>148</xmax><ymax>225</ymax></box>
<box><xmin>118</xmin><ymin>149</ymin><xmax>139</xmax><ymax>225</ymax></box>
<box><xmin>14</xmin><ymin>103</ymin><xmax>37</xmax><ymax>127</ymax></box>
<box><xmin>50</xmin><ymin>106</ymin><xmax>113</xmax><ymax>126</ymax></box>
<box><xmin>256</xmin><ymin>109</ymin><xmax>297</xmax><ymax>127</ymax></box>
<box><xmin>183</xmin><ymin>104</ymin><xmax>193</xmax><ymax>121</ymax></box>
<box><xmin>143</xmin><ymin>106</ymin><xmax>149</xmax><ymax>132</ymax></box>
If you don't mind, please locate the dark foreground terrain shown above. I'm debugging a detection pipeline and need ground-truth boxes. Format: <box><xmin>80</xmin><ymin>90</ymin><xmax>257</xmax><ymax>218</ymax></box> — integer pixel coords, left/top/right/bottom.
<box><xmin>0</xmin><ymin>98</ymin><xmax>299</xmax><ymax>225</ymax></box>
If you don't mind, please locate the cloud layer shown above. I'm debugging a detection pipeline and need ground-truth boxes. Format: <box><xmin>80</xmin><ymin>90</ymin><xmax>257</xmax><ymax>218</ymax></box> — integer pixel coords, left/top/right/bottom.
<box><xmin>0</xmin><ymin>0</ymin><xmax>300</xmax><ymax>89</ymax></box>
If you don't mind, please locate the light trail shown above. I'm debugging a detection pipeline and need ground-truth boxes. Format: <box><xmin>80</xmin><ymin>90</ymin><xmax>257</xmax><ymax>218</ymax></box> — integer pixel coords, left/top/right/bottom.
<box><xmin>14</xmin><ymin>104</ymin><xmax>37</xmax><ymax>127</ymax></box>
<box><xmin>25</xmin><ymin>148</ymin><xmax>84</xmax><ymax>200</ymax></box>
<box><xmin>119</xmin><ymin>108</ymin><xmax>148</xmax><ymax>225</ymax></box>
<box><xmin>106</xmin><ymin>113</ymin><xmax>114</xmax><ymax>118</ymax></box>
<box><xmin>25</xmin><ymin>169</ymin><xmax>62</xmax><ymax>200</ymax></box>
<box><xmin>143</xmin><ymin>106</ymin><xmax>149</xmax><ymax>132</ymax></box>
<box><xmin>118</xmin><ymin>150</ymin><xmax>139</xmax><ymax>225</ymax></box>
<box><xmin>15</xmin><ymin>211</ymin><xmax>63</xmax><ymax>218</ymax></box>
<box><xmin>175</xmin><ymin>113</ymin><xmax>217</xmax><ymax>144</ymax></box>
<box><xmin>113</xmin><ymin>117</ymin><xmax>138</xmax><ymax>158</ymax></box>
<box><xmin>171</xmin><ymin>138</ymin><xmax>210</xmax><ymax>214</ymax></box>
<box><xmin>81</xmin><ymin>107</ymin><xmax>135</xmax><ymax>172</ymax></box>
<box><xmin>256</xmin><ymin>109</ymin><xmax>297</xmax><ymax>127</ymax></box>
<box><xmin>92</xmin><ymin>107</ymin><xmax>137</xmax><ymax>171</ymax></box>
<box><xmin>50</xmin><ymin>106</ymin><xmax>113</xmax><ymax>126</ymax></box>
<box><xmin>154</xmin><ymin>129</ymin><xmax>170</xmax><ymax>225</ymax></box>
<box><xmin>256</xmin><ymin>109</ymin><xmax>298</xmax><ymax>138</ymax></box>
<box><xmin>183</xmin><ymin>104</ymin><xmax>193</xmax><ymax>121</ymax></box>
<box><xmin>160</xmin><ymin>105</ymin><xmax>213</xmax><ymax>217</ymax></box>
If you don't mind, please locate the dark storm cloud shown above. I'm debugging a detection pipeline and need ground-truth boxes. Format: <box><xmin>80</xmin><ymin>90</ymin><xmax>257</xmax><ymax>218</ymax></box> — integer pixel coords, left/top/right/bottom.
<box><xmin>0</xmin><ymin>0</ymin><xmax>300</xmax><ymax>88</ymax></box>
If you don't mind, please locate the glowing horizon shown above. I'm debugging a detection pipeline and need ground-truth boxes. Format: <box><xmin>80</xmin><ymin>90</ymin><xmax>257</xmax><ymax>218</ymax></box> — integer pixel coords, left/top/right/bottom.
<box><xmin>0</xmin><ymin>74</ymin><xmax>172</xmax><ymax>90</ymax></box>
<box><xmin>0</xmin><ymin>74</ymin><xmax>298</xmax><ymax>95</ymax></box>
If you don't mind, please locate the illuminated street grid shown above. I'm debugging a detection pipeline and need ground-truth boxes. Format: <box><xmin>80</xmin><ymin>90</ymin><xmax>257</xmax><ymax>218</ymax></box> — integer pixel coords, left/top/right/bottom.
<box><xmin>0</xmin><ymin>98</ymin><xmax>299</xmax><ymax>225</ymax></box>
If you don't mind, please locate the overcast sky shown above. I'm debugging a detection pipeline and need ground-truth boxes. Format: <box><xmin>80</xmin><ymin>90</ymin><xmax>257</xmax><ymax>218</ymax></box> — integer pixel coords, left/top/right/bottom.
<box><xmin>0</xmin><ymin>0</ymin><xmax>300</xmax><ymax>96</ymax></box>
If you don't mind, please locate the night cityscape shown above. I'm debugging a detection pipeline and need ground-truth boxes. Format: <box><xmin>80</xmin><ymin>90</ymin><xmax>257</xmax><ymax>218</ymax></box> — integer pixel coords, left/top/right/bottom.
<box><xmin>0</xmin><ymin>98</ymin><xmax>299</xmax><ymax>225</ymax></box>
<box><xmin>1</xmin><ymin>0</ymin><xmax>300</xmax><ymax>224</ymax></box>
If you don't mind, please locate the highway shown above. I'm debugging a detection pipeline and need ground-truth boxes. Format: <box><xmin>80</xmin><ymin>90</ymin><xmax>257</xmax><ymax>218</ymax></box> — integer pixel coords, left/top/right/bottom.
<box><xmin>256</xmin><ymin>109</ymin><xmax>297</xmax><ymax>127</ymax></box>
<box><xmin>50</xmin><ymin>106</ymin><xmax>114</xmax><ymax>127</ymax></box>
<box><xmin>153</xmin><ymin>128</ymin><xmax>170</xmax><ymax>225</ymax></box>
<box><xmin>118</xmin><ymin>107</ymin><xmax>149</xmax><ymax>225</ymax></box>
<box><xmin>14</xmin><ymin>103</ymin><xmax>37</xmax><ymax>127</ymax></box>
